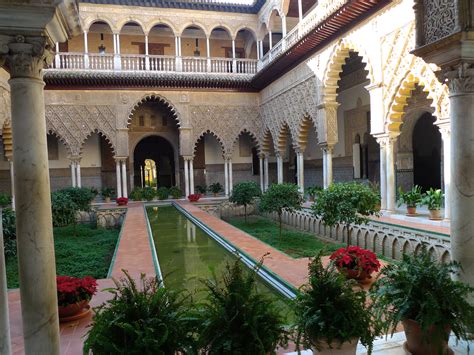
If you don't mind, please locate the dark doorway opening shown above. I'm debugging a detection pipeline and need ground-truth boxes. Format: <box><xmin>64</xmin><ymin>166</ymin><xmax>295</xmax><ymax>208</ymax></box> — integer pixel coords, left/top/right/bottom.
<box><xmin>412</xmin><ymin>112</ymin><xmax>441</xmax><ymax>191</ymax></box>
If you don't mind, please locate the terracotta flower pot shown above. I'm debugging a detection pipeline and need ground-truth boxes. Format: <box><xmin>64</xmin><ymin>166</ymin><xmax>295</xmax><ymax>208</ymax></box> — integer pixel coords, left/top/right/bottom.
<box><xmin>402</xmin><ymin>319</ymin><xmax>453</xmax><ymax>355</ymax></box>
<box><xmin>311</xmin><ymin>338</ymin><xmax>359</xmax><ymax>354</ymax></box>
<box><xmin>104</xmin><ymin>197</ymin><xmax>111</xmax><ymax>203</ymax></box>
<box><xmin>407</xmin><ymin>206</ymin><xmax>417</xmax><ymax>216</ymax></box>
<box><xmin>340</xmin><ymin>268</ymin><xmax>370</xmax><ymax>282</ymax></box>
<box><xmin>58</xmin><ymin>300</ymin><xmax>88</xmax><ymax>318</ymax></box>
<box><xmin>429</xmin><ymin>209</ymin><xmax>442</xmax><ymax>220</ymax></box>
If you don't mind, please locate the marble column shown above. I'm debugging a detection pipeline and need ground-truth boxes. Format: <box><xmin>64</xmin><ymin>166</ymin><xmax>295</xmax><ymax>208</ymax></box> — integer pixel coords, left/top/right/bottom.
<box><xmin>116</xmin><ymin>159</ymin><xmax>122</xmax><ymax>198</ymax></box>
<box><xmin>224</xmin><ymin>158</ymin><xmax>229</xmax><ymax>196</ymax></box>
<box><xmin>76</xmin><ymin>161</ymin><xmax>81</xmax><ymax>188</ymax></box>
<box><xmin>386</xmin><ymin>136</ymin><xmax>397</xmax><ymax>212</ymax></box>
<box><xmin>71</xmin><ymin>161</ymin><xmax>76</xmax><ymax>187</ymax></box>
<box><xmin>376</xmin><ymin>136</ymin><xmax>388</xmax><ymax>211</ymax></box>
<box><xmin>322</xmin><ymin>145</ymin><xmax>334</xmax><ymax>188</ymax></box>
<box><xmin>184</xmin><ymin>158</ymin><xmax>190</xmax><ymax>197</ymax></box>
<box><xmin>189</xmin><ymin>158</ymin><xmax>195</xmax><ymax>195</ymax></box>
<box><xmin>276</xmin><ymin>153</ymin><xmax>283</xmax><ymax>184</ymax></box>
<box><xmin>2</xmin><ymin>35</ymin><xmax>60</xmax><ymax>353</ymax></box>
<box><xmin>445</xmin><ymin>66</ymin><xmax>474</xmax><ymax>285</ymax></box>
<box><xmin>438</xmin><ymin>123</ymin><xmax>451</xmax><ymax>220</ymax></box>
<box><xmin>264</xmin><ymin>156</ymin><xmax>269</xmax><ymax>190</ymax></box>
<box><xmin>228</xmin><ymin>158</ymin><xmax>233</xmax><ymax>194</ymax></box>
<box><xmin>297</xmin><ymin>151</ymin><xmax>305</xmax><ymax>194</ymax></box>
<box><xmin>298</xmin><ymin>0</ymin><xmax>303</xmax><ymax>21</ymax></box>
<box><xmin>121</xmin><ymin>159</ymin><xmax>128</xmax><ymax>198</ymax></box>
<box><xmin>144</xmin><ymin>34</ymin><xmax>149</xmax><ymax>70</ymax></box>
<box><xmin>9</xmin><ymin>161</ymin><xmax>15</xmax><ymax>211</ymax></box>
<box><xmin>259</xmin><ymin>155</ymin><xmax>264</xmax><ymax>192</ymax></box>
<box><xmin>0</xmin><ymin>208</ymin><xmax>11</xmax><ymax>355</ymax></box>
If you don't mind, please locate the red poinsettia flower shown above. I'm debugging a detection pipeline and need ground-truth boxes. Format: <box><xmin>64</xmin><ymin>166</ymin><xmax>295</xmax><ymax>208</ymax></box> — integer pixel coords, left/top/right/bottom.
<box><xmin>330</xmin><ymin>246</ymin><xmax>381</xmax><ymax>276</ymax></box>
<box><xmin>56</xmin><ymin>275</ymin><xmax>97</xmax><ymax>307</ymax></box>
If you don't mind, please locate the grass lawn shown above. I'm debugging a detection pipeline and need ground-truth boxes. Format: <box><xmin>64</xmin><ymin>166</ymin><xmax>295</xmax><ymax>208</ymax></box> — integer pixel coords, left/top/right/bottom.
<box><xmin>6</xmin><ymin>224</ymin><xmax>120</xmax><ymax>289</ymax></box>
<box><xmin>224</xmin><ymin>215</ymin><xmax>345</xmax><ymax>258</ymax></box>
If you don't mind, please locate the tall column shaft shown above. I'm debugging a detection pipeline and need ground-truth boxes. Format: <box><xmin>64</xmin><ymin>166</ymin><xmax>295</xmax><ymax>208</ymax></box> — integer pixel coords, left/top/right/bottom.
<box><xmin>377</xmin><ymin>137</ymin><xmax>388</xmax><ymax>210</ymax></box>
<box><xmin>264</xmin><ymin>157</ymin><xmax>269</xmax><ymax>190</ymax></box>
<box><xmin>76</xmin><ymin>162</ymin><xmax>81</xmax><ymax>188</ymax></box>
<box><xmin>0</xmin><ymin>209</ymin><xmax>11</xmax><ymax>355</ymax></box>
<box><xmin>259</xmin><ymin>156</ymin><xmax>264</xmax><ymax>192</ymax></box>
<box><xmin>439</xmin><ymin>125</ymin><xmax>451</xmax><ymax>219</ymax></box>
<box><xmin>298</xmin><ymin>0</ymin><xmax>303</xmax><ymax>21</ymax></box>
<box><xmin>277</xmin><ymin>155</ymin><xmax>283</xmax><ymax>184</ymax></box>
<box><xmin>386</xmin><ymin>137</ymin><xmax>396</xmax><ymax>212</ymax></box>
<box><xmin>9</xmin><ymin>161</ymin><xmax>15</xmax><ymax>211</ymax></box>
<box><xmin>189</xmin><ymin>159</ymin><xmax>195</xmax><ymax>195</ymax></box>
<box><xmin>298</xmin><ymin>152</ymin><xmax>304</xmax><ymax>193</ymax></box>
<box><xmin>184</xmin><ymin>159</ymin><xmax>190</xmax><ymax>197</ymax></box>
<box><xmin>121</xmin><ymin>160</ymin><xmax>128</xmax><ymax>198</ymax></box>
<box><xmin>224</xmin><ymin>159</ymin><xmax>229</xmax><ymax>196</ymax></box>
<box><xmin>229</xmin><ymin>159</ymin><xmax>233</xmax><ymax>193</ymax></box>
<box><xmin>322</xmin><ymin>145</ymin><xmax>334</xmax><ymax>188</ymax></box>
<box><xmin>116</xmin><ymin>160</ymin><xmax>122</xmax><ymax>198</ymax></box>
<box><xmin>10</xmin><ymin>63</ymin><xmax>60</xmax><ymax>353</ymax></box>
<box><xmin>269</xmin><ymin>31</ymin><xmax>273</xmax><ymax>49</ymax></box>
<box><xmin>71</xmin><ymin>162</ymin><xmax>76</xmax><ymax>187</ymax></box>
<box><xmin>450</xmin><ymin>89</ymin><xmax>474</xmax><ymax>285</ymax></box>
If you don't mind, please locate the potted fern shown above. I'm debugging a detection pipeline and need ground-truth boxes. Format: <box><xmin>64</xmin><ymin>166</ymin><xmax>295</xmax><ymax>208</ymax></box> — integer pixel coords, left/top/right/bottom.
<box><xmin>370</xmin><ymin>249</ymin><xmax>474</xmax><ymax>355</ymax></box>
<box><xmin>208</xmin><ymin>182</ymin><xmax>223</xmax><ymax>197</ymax></box>
<box><xmin>100</xmin><ymin>187</ymin><xmax>114</xmax><ymax>203</ymax></box>
<box><xmin>397</xmin><ymin>185</ymin><xmax>423</xmax><ymax>215</ymax></box>
<box><xmin>294</xmin><ymin>252</ymin><xmax>376</xmax><ymax>354</ymax></box>
<box><xmin>422</xmin><ymin>188</ymin><xmax>444</xmax><ymax>220</ymax></box>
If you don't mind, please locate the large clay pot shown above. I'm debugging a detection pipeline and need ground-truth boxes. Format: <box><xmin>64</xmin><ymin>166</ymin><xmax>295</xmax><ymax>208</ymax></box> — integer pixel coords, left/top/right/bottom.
<box><xmin>406</xmin><ymin>206</ymin><xmax>417</xmax><ymax>216</ymax></box>
<box><xmin>339</xmin><ymin>268</ymin><xmax>370</xmax><ymax>283</ymax></box>
<box><xmin>402</xmin><ymin>319</ymin><xmax>453</xmax><ymax>355</ymax></box>
<box><xmin>58</xmin><ymin>300</ymin><xmax>88</xmax><ymax>318</ymax></box>
<box><xmin>104</xmin><ymin>197</ymin><xmax>111</xmax><ymax>203</ymax></box>
<box><xmin>429</xmin><ymin>209</ymin><xmax>442</xmax><ymax>220</ymax></box>
<box><xmin>311</xmin><ymin>338</ymin><xmax>359</xmax><ymax>354</ymax></box>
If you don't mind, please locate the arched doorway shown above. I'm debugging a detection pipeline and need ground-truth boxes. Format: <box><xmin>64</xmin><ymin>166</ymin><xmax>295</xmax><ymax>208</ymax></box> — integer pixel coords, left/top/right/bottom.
<box><xmin>412</xmin><ymin>112</ymin><xmax>441</xmax><ymax>191</ymax></box>
<box><xmin>133</xmin><ymin>136</ymin><xmax>175</xmax><ymax>188</ymax></box>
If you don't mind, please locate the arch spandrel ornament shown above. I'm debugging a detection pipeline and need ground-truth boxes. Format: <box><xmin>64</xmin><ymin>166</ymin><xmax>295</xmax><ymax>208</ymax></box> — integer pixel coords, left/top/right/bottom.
<box><xmin>127</xmin><ymin>94</ymin><xmax>182</xmax><ymax>128</ymax></box>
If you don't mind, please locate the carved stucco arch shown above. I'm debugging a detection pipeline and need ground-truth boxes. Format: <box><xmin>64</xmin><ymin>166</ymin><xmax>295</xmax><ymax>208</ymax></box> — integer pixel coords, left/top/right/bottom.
<box><xmin>193</xmin><ymin>130</ymin><xmax>226</xmax><ymax>157</ymax></box>
<box><xmin>276</xmin><ymin>122</ymin><xmax>293</xmax><ymax>154</ymax></box>
<box><xmin>209</xmin><ymin>25</ymin><xmax>234</xmax><ymax>40</ymax></box>
<box><xmin>2</xmin><ymin>122</ymin><xmax>12</xmax><ymax>161</ymax></box>
<box><xmin>144</xmin><ymin>20</ymin><xmax>178</xmax><ymax>36</ymax></box>
<box><xmin>260</xmin><ymin>128</ymin><xmax>274</xmax><ymax>155</ymax></box>
<box><xmin>233</xmin><ymin>26</ymin><xmax>258</xmax><ymax>41</ymax></box>
<box><xmin>229</xmin><ymin>129</ymin><xmax>261</xmax><ymax>155</ymax></box>
<box><xmin>297</xmin><ymin>114</ymin><xmax>317</xmax><ymax>152</ymax></box>
<box><xmin>47</xmin><ymin>129</ymin><xmax>74</xmax><ymax>157</ymax></box>
<box><xmin>386</xmin><ymin>69</ymin><xmax>442</xmax><ymax>133</ymax></box>
<box><xmin>178</xmin><ymin>21</ymin><xmax>210</xmax><ymax>37</ymax></box>
<box><xmin>265</xmin><ymin>7</ymin><xmax>283</xmax><ymax>31</ymax></box>
<box><xmin>127</xmin><ymin>94</ymin><xmax>181</xmax><ymax>128</ymax></box>
<box><xmin>83</xmin><ymin>17</ymin><xmax>117</xmax><ymax>33</ymax></box>
<box><xmin>117</xmin><ymin>19</ymin><xmax>146</xmax><ymax>35</ymax></box>
<box><xmin>322</xmin><ymin>39</ymin><xmax>375</xmax><ymax>105</ymax></box>
<box><xmin>79</xmin><ymin>129</ymin><xmax>117</xmax><ymax>156</ymax></box>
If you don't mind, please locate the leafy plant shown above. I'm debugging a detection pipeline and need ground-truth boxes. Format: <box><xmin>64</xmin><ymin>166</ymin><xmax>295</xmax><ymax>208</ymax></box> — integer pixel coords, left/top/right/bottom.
<box><xmin>208</xmin><ymin>182</ymin><xmax>223</xmax><ymax>195</ymax></box>
<box><xmin>0</xmin><ymin>193</ymin><xmax>12</xmax><ymax>208</ymax></box>
<box><xmin>101</xmin><ymin>187</ymin><xmax>114</xmax><ymax>199</ymax></box>
<box><xmin>422</xmin><ymin>188</ymin><xmax>444</xmax><ymax>210</ymax></box>
<box><xmin>60</xmin><ymin>187</ymin><xmax>95</xmax><ymax>211</ymax></box>
<box><xmin>229</xmin><ymin>181</ymin><xmax>261</xmax><ymax>223</ymax></box>
<box><xmin>57</xmin><ymin>275</ymin><xmax>97</xmax><ymax>307</ymax></box>
<box><xmin>370</xmin><ymin>249</ymin><xmax>474</xmax><ymax>350</ymax></box>
<box><xmin>169</xmin><ymin>186</ymin><xmax>182</xmax><ymax>199</ymax></box>
<box><xmin>311</xmin><ymin>182</ymin><xmax>379</xmax><ymax>245</ymax></box>
<box><xmin>294</xmin><ymin>252</ymin><xmax>376</xmax><ymax>353</ymax></box>
<box><xmin>192</xmin><ymin>258</ymin><xmax>288</xmax><ymax>354</ymax></box>
<box><xmin>89</xmin><ymin>187</ymin><xmax>99</xmax><ymax>197</ymax></box>
<box><xmin>142</xmin><ymin>187</ymin><xmax>156</xmax><ymax>201</ymax></box>
<box><xmin>330</xmin><ymin>246</ymin><xmax>381</xmax><ymax>279</ymax></box>
<box><xmin>51</xmin><ymin>191</ymin><xmax>78</xmax><ymax>227</ymax></box>
<box><xmin>259</xmin><ymin>183</ymin><xmax>303</xmax><ymax>241</ymax></box>
<box><xmin>156</xmin><ymin>187</ymin><xmax>169</xmax><ymax>200</ymax></box>
<box><xmin>306</xmin><ymin>185</ymin><xmax>322</xmax><ymax>201</ymax></box>
<box><xmin>196</xmin><ymin>185</ymin><xmax>207</xmax><ymax>194</ymax></box>
<box><xmin>84</xmin><ymin>271</ymin><xmax>193</xmax><ymax>354</ymax></box>
<box><xmin>397</xmin><ymin>185</ymin><xmax>423</xmax><ymax>208</ymax></box>
<box><xmin>2</xmin><ymin>208</ymin><xmax>16</xmax><ymax>258</ymax></box>
<box><xmin>129</xmin><ymin>187</ymin><xmax>144</xmax><ymax>201</ymax></box>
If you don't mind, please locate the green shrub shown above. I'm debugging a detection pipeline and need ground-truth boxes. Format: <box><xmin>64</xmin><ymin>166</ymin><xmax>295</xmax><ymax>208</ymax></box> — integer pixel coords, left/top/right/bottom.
<box><xmin>142</xmin><ymin>187</ymin><xmax>156</xmax><ymax>201</ymax></box>
<box><xmin>208</xmin><ymin>182</ymin><xmax>223</xmax><ymax>194</ymax></box>
<box><xmin>101</xmin><ymin>187</ymin><xmax>114</xmax><ymax>199</ymax></box>
<box><xmin>2</xmin><ymin>208</ymin><xmax>16</xmax><ymax>257</ymax></box>
<box><xmin>422</xmin><ymin>188</ymin><xmax>444</xmax><ymax>210</ymax></box>
<box><xmin>169</xmin><ymin>186</ymin><xmax>182</xmax><ymax>199</ymax></box>
<box><xmin>229</xmin><ymin>181</ymin><xmax>261</xmax><ymax>222</ymax></box>
<box><xmin>193</xmin><ymin>259</ymin><xmax>288</xmax><ymax>353</ymax></box>
<box><xmin>51</xmin><ymin>191</ymin><xmax>78</xmax><ymax>227</ymax></box>
<box><xmin>60</xmin><ymin>187</ymin><xmax>94</xmax><ymax>211</ymax></box>
<box><xmin>0</xmin><ymin>193</ymin><xmax>12</xmax><ymax>208</ymax></box>
<box><xmin>156</xmin><ymin>187</ymin><xmax>169</xmax><ymax>200</ymax></box>
<box><xmin>129</xmin><ymin>187</ymin><xmax>144</xmax><ymax>201</ymax></box>
<box><xmin>397</xmin><ymin>185</ymin><xmax>423</xmax><ymax>208</ymax></box>
<box><xmin>196</xmin><ymin>185</ymin><xmax>207</xmax><ymax>194</ymax></box>
<box><xmin>84</xmin><ymin>271</ymin><xmax>193</xmax><ymax>354</ymax></box>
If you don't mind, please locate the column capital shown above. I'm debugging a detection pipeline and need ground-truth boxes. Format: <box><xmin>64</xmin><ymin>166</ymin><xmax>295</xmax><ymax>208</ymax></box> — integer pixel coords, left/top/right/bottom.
<box><xmin>68</xmin><ymin>155</ymin><xmax>82</xmax><ymax>164</ymax></box>
<box><xmin>114</xmin><ymin>156</ymin><xmax>128</xmax><ymax>163</ymax></box>
<box><xmin>0</xmin><ymin>35</ymin><xmax>53</xmax><ymax>79</ymax></box>
<box><xmin>443</xmin><ymin>62</ymin><xmax>474</xmax><ymax>95</ymax></box>
<box><xmin>319</xmin><ymin>143</ymin><xmax>334</xmax><ymax>153</ymax></box>
<box><xmin>436</xmin><ymin>121</ymin><xmax>451</xmax><ymax>140</ymax></box>
<box><xmin>374</xmin><ymin>133</ymin><xmax>399</xmax><ymax>147</ymax></box>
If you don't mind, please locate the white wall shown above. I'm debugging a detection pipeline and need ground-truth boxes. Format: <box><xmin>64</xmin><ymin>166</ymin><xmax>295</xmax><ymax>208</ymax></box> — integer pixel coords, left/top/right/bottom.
<box><xmin>81</xmin><ymin>134</ymin><xmax>102</xmax><ymax>168</ymax></box>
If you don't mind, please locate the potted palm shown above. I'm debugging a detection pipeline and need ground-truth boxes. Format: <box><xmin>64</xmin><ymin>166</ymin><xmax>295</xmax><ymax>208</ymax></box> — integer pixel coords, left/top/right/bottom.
<box><xmin>208</xmin><ymin>182</ymin><xmax>223</xmax><ymax>197</ymax></box>
<box><xmin>370</xmin><ymin>249</ymin><xmax>474</xmax><ymax>355</ymax></box>
<box><xmin>397</xmin><ymin>185</ymin><xmax>423</xmax><ymax>215</ymax></box>
<box><xmin>422</xmin><ymin>188</ymin><xmax>444</xmax><ymax>220</ymax></box>
<box><xmin>100</xmin><ymin>187</ymin><xmax>114</xmax><ymax>203</ymax></box>
<box><xmin>294</xmin><ymin>253</ymin><xmax>376</xmax><ymax>354</ymax></box>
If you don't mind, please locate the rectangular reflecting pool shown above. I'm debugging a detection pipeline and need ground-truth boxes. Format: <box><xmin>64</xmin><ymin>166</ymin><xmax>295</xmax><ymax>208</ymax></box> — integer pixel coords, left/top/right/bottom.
<box><xmin>146</xmin><ymin>205</ymin><xmax>293</xmax><ymax>321</ymax></box>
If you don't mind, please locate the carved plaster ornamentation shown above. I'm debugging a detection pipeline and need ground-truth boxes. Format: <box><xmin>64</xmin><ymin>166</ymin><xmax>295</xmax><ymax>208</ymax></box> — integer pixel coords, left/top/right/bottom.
<box><xmin>421</xmin><ymin>0</ymin><xmax>457</xmax><ymax>46</ymax></box>
<box><xmin>45</xmin><ymin>105</ymin><xmax>117</xmax><ymax>156</ymax></box>
<box><xmin>444</xmin><ymin>63</ymin><xmax>474</xmax><ymax>94</ymax></box>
